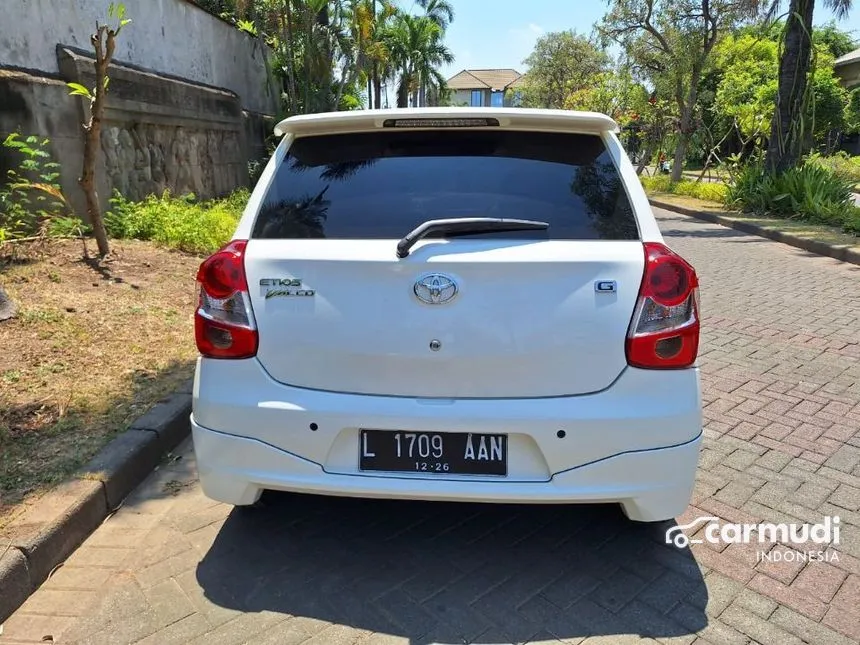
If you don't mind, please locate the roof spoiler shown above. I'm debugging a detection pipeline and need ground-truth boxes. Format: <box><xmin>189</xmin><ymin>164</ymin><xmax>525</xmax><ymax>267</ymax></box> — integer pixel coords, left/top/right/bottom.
<box><xmin>274</xmin><ymin>108</ymin><xmax>620</xmax><ymax>137</ymax></box>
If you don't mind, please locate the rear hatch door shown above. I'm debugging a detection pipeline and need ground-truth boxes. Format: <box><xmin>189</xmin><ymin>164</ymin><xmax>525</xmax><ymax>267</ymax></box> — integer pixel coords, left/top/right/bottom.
<box><xmin>245</xmin><ymin>128</ymin><xmax>644</xmax><ymax>398</ymax></box>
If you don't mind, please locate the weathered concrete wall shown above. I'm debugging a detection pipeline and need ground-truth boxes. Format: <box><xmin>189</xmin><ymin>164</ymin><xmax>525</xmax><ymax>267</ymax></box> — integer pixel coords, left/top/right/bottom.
<box><xmin>0</xmin><ymin>0</ymin><xmax>276</xmax><ymax>217</ymax></box>
<box><xmin>0</xmin><ymin>70</ymin><xmax>88</xmax><ymax>217</ymax></box>
<box><xmin>60</xmin><ymin>47</ymin><xmax>250</xmax><ymax>208</ymax></box>
<box><xmin>0</xmin><ymin>0</ymin><xmax>277</xmax><ymax>115</ymax></box>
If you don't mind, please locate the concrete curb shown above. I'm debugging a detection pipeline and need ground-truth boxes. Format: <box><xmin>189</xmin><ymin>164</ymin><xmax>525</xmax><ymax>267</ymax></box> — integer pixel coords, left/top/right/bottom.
<box><xmin>0</xmin><ymin>384</ymin><xmax>192</xmax><ymax>624</ymax></box>
<box><xmin>649</xmin><ymin>198</ymin><xmax>860</xmax><ymax>267</ymax></box>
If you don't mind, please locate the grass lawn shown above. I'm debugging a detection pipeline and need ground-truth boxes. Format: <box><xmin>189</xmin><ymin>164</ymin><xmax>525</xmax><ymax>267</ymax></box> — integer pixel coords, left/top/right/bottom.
<box><xmin>0</xmin><ymin>239</ymin><xmax>201</xmax><ymax>527</ymax></box>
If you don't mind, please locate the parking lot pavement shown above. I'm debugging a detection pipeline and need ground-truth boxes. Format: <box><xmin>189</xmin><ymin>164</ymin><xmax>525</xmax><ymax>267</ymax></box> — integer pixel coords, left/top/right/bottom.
<box><xmin>1</xmin><ymin>208</ymin><xmax>859</xmax><ymax>645</ymax></box>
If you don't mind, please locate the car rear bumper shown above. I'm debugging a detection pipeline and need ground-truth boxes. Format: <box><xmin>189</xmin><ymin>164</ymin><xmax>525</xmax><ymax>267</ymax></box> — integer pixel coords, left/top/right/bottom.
<box><xmin>191</xmin><ymin>358</ymin><xmax>703</xmax><ymax>521</ymax></box>
<box><xmin>193</xmin><ymin>421</ymin><xmax>701</xmax><ymax>521</ymax></box>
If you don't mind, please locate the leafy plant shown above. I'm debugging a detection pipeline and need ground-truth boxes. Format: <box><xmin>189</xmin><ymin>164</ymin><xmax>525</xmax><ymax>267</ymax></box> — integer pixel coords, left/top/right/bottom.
<box><xmin>105</xmin><ymin>189</ymin><xmax>249</xmax><ymax>254</ymax></box>
<box><xmin>236</xmin><ymin>19</ymin><xmax>258</xmax><ymax>36</ymax></box>
<box><xmin>48</xmin><ymin>216</ymin><xmax>92</xmax><ymax>238</ymax></box>
<box><xmin>727</xmin><ymin>162</ymin><xmax>858</xmax><ymax>234</ymax></box>
<box><xmin>0</xmin><ymin>133</ymin><xmax>70</xmax><ymax>240</ymax></box>
<box><xmin>806</xmin><ymin>151</ymin><xmax>860</xmax><ymax>185</ymax></box>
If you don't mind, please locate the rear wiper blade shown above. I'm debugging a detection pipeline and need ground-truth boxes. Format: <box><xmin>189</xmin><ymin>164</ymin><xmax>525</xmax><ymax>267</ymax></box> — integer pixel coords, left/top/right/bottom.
<box><xmin>396</xmin><ymin>217</ymin><xmax>549</xmax><ymax>259</ymax></box>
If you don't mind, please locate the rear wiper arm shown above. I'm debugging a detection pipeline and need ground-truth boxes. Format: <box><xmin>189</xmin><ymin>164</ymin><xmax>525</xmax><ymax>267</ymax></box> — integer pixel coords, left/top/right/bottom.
<box><xmin>396</xmin><ymin>217</ymin><xmax>549</xmax><ymax>259</ymax></box>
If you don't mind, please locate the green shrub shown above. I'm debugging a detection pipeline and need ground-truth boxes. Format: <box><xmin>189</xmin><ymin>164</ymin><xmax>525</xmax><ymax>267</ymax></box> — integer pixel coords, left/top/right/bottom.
<box><xmin>845</xmin><ymin>207</ymin><xmax>860</xmax><ymax>234</ymax></box>
<box><xmin>807</xmin><ymin>151</ymin><xmax>860</xmax><ymax>185</ymax></box>
<box><xmin>1</xmin><ymin>133</ymin><xmax>70</xmax><ymax>240</ymax></box>
<box><xmin>727</xmin><ymin>162</ymin><xmax>858</xmax><ymax>234</ymax></box>
<box><xmin>105</xmin><ymin>189</ymin><xmax>249</xmax><ymax>254</ymax></box>
<box><xmin>48</xmin><ymin>216</ymin><xmax>92</xmax><ymax>237</ymax></box>
<box><xmin>640</xmin><ymin>176</ymin><xmax>673</xmax><ymax>193</ymax></box>
<box><xmin>673</xmin><ymin>181</ymin><xmax>729</xmax><ymax>203</ymax></box>
<box><xmin>639</xmin><ymin>176</ymin><xmax>728</xmax><ymax>203</ymax></box>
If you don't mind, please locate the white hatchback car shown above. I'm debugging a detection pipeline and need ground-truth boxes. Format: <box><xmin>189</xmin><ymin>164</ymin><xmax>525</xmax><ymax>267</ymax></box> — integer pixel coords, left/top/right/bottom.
<box><xmin>191</xmin><ymin>108</ymin><xmax>703</xmax><ymax>522</ymax></box>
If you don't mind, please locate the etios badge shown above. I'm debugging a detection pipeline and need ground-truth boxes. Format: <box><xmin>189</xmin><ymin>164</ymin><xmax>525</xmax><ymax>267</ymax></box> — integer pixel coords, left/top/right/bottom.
<box><xmin>414</xmin><ymin>273</ymin><xmax>458</xmax><ymax>305</ymax></box>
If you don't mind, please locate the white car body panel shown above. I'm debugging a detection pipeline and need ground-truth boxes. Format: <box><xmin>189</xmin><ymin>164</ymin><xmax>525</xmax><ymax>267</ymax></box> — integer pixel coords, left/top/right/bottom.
<box><xmin>193</xmin><ymin>426</ymin><xmax>701</xmax><ymax>522</ymax></box>
<box><xmin>194</xmin><ymin>358</ymin><xmax>701</xmax><ymax>475</ymax></box>
<box><xmin>247</xmin><ymin>239</ymin><xmax>644</xmax><ymax>398</ymax></box>
<box><xmin>194</xmin><ymin>108</ymin><xmax>702</xmax><ymax>522</ymax></box>
<box><xmin>192</xmin><ymin>358</ymin><xmax>702</xmax><ymax>521</ymax></box>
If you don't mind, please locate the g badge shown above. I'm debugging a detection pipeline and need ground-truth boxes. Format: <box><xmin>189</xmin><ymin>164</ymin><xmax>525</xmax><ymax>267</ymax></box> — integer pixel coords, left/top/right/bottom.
<box><xmin>595</xmin><ymin>281</ymin><xmax>617</xmax><ymax>293</ymax></box>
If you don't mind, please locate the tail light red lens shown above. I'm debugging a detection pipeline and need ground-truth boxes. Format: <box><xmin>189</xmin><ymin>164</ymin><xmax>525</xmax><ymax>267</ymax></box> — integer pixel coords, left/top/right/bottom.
<box><xmin>195</xmin><ymin>240</ymin><xmax>258</xmax><ymax>359</ymax></box>
<box><xmin>645</xmin><ymin>255</ymin><xmax>690</xmax><ymax>307</ymax></box>
<box><xmin>626</xmin><ymin>242</ymin><xmax>700</xmax><ymax>369</ymax></box>
<box><xmin>196</xmin><ymin>240</ymin><xmax>249</xmax><ymax>299</ymax></box>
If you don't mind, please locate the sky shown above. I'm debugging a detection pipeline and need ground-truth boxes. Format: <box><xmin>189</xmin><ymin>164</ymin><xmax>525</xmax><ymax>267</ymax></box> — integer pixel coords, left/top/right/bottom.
<box><xmin>395</xmin><ymin>0</ymin><xmax>860</xmax><ymax>83</ymax></box>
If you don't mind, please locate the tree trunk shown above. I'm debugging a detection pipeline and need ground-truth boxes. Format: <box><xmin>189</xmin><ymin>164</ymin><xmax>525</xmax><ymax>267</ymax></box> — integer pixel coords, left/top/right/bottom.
<box><xmin>671</xmin><ymin>107</ymin><xmax>692</xmax><ymax>183</ymax></box>
<box><xmin>373</xmin><ymin>68</ymin><xmax>382</xmax><ymax>108</ymax></box>
<box><xmin>302</xmin><ymin>7</ymin><xmax>313</xmax><ymax>113</ymax></box>
<box><xmin>671</xmin><ymin>136</ymin><xmax>688</xmax><ymax>182</ymax></box>
<box><xmin>80</xmin><ymin>26</ymin><xmax>114</xmax><ymax>257</ymax></box>
<box><xmin>317</xmin><ymin>3</ymin><xmax>333</xmax><ymax>110</ymax></box>
<box><xmin>765</xmin><ymin>0</ymin><xmax>815</xmax><ymax>173</ymax></box>
<box><xmin>283</xmin><ymin>1</ymin><xmax>299</xmax><ymax>114</ymax></box>
<box><xmin>397</xmin><ymin>75</ymin><xmax>409</xmax><ymax>108</ymax></box>
<box><xmin>369</xmin><ymin>0</ymin><xmax>377</xmax><ymax>109</ymax></box>
<box><xmin>637</xmin><ymin>138</ymin><xmax>655</xmax><ymax>176</ymax></box>
<box><xmin>671</xmin><ymin>67</ymin><xmax>701</xmax><ymax>183</ymax></box>
<box><xmin>335</xmin><ymin>54</ymin><xmax>359</xmax><ymax>110</ymax></box>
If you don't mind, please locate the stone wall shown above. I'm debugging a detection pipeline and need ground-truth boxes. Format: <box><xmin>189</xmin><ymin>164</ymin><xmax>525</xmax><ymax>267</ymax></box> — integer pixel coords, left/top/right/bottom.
<box><xmin>0</xmin><ymin>69</ymin><xmax>89</xmax><ymax>217</ymax></box>
<box><xmin>60</xmin><ymin>47</ymin><xmax>250</xmax><ymax>205</ymax></box>
<box><xmin>0</xmin><ymin>0</ymin><xmax>276</xmax><ymax>218</ymax></box>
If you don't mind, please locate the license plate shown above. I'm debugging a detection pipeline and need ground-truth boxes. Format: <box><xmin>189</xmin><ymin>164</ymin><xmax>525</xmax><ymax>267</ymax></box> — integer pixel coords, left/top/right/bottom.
<box><xmin>359</xmin><ymin>430</ymin><xmax>507</xmax><ymax>476</ymax></box>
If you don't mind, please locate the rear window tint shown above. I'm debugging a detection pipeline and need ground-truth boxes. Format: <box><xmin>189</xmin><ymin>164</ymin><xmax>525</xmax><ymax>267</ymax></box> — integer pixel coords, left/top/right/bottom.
<box><xmin>252</xmin><ymin>130</ymin><xmax>639</xmax><ymax>241</ymax></box>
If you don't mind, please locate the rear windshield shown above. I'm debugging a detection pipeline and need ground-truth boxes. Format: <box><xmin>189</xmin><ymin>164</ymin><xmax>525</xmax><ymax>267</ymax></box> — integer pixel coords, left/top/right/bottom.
<box><xmin>252</xmin><ymin>130</ymin><xmax>639</xmax><ymax>241</ymax></box>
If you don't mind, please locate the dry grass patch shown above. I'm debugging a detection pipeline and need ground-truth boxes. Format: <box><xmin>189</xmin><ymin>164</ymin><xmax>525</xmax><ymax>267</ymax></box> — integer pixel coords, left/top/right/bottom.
<box><xmin>0</xmin><ymin>239</ymin><xmax>202</xmax><ymax>527</ymax></box>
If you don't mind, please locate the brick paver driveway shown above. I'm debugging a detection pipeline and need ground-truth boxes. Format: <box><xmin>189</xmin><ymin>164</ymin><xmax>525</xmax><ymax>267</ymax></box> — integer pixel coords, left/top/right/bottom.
<box><xmin>2</xmin><ymin>208</ymin><xmax>859</xmax><ymax>645</ymax></box>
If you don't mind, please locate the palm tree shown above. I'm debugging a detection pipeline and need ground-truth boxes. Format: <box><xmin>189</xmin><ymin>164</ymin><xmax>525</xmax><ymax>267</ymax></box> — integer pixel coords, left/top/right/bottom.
<box><xmin>416</xmin><ymin>0</ymin><xmax>454</xmax><ymax>105</ymax></box>
<box><xmin>765</xmin><ymin>0</ymin><xmax>853</xmax><ymax>172</ymax></box>
<box><xmin>361</xmin><ymin>0</ymin><xmax>397</xmax><ymax>108</ymax></box>
<box><xmin>417</xmin><ymin>0</ymin><xmax>454</xmax><ymax>29</ymax></box>
<box><xmin>386</xmin><ymin>14</ymin><xmax>453</xmax><ymax>107</ymax></box>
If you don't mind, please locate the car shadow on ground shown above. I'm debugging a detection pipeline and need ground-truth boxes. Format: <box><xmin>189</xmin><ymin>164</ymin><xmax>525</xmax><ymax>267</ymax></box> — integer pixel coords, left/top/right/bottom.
<box><xmin>196</xmin><ymin>492</ymin><xmax>708</xmax><ymax>644</ymax></box>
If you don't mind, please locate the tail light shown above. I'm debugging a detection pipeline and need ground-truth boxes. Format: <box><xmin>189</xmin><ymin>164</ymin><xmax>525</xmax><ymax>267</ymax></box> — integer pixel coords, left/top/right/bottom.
<box><xmin>195</xmin><ymin>239</ymin><xmax>258</xmax><ymax>359</ymax></box>
<box><xmin>626</xmin><ymin>242</ymin><xmax>699</xmax><ymax>369</ymax></box>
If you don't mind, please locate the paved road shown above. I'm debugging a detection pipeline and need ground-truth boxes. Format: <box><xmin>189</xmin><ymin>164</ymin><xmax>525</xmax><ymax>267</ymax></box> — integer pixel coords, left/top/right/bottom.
<box><xmin>2</xmin><ymin>209</ymin><xmax>859</xmax><ymax>645</ymax></box>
